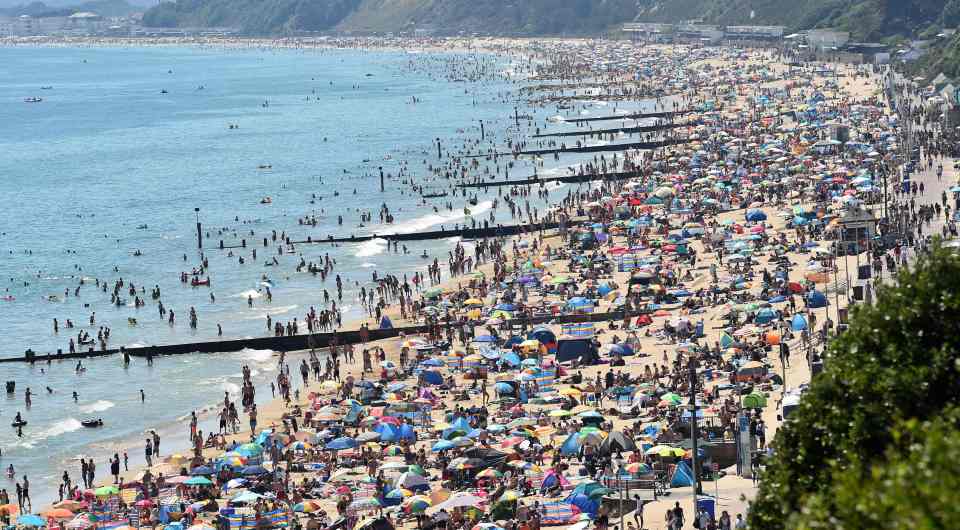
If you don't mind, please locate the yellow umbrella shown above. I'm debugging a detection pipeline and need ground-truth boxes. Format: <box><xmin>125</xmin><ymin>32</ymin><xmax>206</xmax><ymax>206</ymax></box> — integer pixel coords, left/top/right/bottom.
<box><xmin>464</xmin><ymin>298</ymin><xmax>484</xmax><ymax>306</ymax></box>
<box><xmin>558</xmin><ymin>387</ymin><xmax>582</xmax><ymax>396</ymax></box>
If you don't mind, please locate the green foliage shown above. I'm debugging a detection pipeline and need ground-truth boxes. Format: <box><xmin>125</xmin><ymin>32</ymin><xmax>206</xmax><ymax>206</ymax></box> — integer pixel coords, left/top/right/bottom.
<box><xmin>792</xmin><ymin>411</ymin><xmax>960</xmax><ymax>529</ymax></box>
<box><xmin>636</xmin><ymin>0</ymin><xmax>946</xmax><ymax>41</ymax></box>
<box><xmin>748</xmin><ymin>245</ymin><xmax>960</xmax><ymax>530</ymax></box>
<box><xmin>142</xmin><ymin>0</ymin><xmax>638</xmax><ymax>35</ymax></box>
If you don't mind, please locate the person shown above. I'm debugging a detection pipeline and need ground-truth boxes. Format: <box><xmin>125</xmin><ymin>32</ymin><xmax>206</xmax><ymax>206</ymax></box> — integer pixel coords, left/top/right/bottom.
<box><xmin>123</xmin><ymin>451</ymin><xmax>128</xmax><ymax>471</ymax></box>
<box><xmin>145</xmin><ymin>438</ymin><xmax>153</xmax><ymax>466</ymax></box>
<box><xmin>671</xmin><ymin>502</ymin><xmax>684</xmax><ymax>530</ymax></box>
<box><xmin>152</xmin><ymin>430</ymin><xmax>160</xmax><ymax>456</ymax></box>
<box><xmin>111</xmin><ymin>453</ymin><xmax>121</xmax><ymax>483</ymax></box>
<box><xmin>249</xmin><ymin>404</ymin><xmax>258</xmax><ymax>433</ymax></box>
<box><xmin>734</xmin><ymin>514</ymin><xmax>746</xmax><ymax>529</ymax></box>
<box><xmin>718</xmin><ymin>511</ymin><xmax>731</xmax><ymax>530</ymax></box>
<box><xmin>20</xmin><ymin>476</ymin><xmax>29</xmax><ymax>511</ymax></box>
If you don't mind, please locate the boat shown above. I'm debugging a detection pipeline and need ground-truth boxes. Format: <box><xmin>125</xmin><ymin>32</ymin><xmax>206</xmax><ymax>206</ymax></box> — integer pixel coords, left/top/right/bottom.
<box><xmin>260</xmin><ymin>197</ymin><xmax>272</xmax><ymax>204</ymax></box>
<box><xmin>81</xmin><ymin>419</ymin><xmax>103</xmax><ymax>428</ymax></box>
<box><xmin>24</xmin><ymin>97</ymin><xmax>42</xmax><ymax>103</ymax></box>
<box><xmin>422</xmin><ymin>192</ymin><xmax>448</xmax><ymax>199</ymax></box>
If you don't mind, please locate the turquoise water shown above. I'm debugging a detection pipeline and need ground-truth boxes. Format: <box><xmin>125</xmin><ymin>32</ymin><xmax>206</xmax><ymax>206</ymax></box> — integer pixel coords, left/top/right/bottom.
<box><xmin>0</xmin><ymin>44</ymin><xmax>652</xmax><ymax>505</ymax></box>
<box><xmin>0</xmin><ymin>45</ymin><xmax>526</xmax><ymax>504</ymax></box>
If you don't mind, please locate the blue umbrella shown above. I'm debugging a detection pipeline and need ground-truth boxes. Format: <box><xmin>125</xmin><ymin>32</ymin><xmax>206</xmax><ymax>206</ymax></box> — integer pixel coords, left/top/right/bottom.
<box><xmin>325</xmin><ymin>437</ymin><xmax>358</xmax><ymax>450</ymax></box>
<box><xmin>190</xmin><ymin>465</ymin><xmax>215</xmax><ymax>475</ymax></box>
<box><xmin>473</xmin><ymin>335</ymin><xmax>496</xmax><ymax>342</ymax></box>
<box><xmin>421</xmin><ymin>358</ymin><xmax>444</xmax><ymax>367</ymax></box>
<box><xmin>432</xmin><ymin>439</ymin><xmax>455</xmax><ymax>452</ymax></box>
<box><xmin>241</xmin><ymin>465</ymin><xmax>269</xmax><ymax>475</ymax></box>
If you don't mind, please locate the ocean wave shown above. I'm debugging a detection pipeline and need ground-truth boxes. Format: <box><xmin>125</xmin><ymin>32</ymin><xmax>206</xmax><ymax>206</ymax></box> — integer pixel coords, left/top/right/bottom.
<box><xmin>14</xmin><ymin>418</ymin><xmax>84</xmax><ymax>448</ymax></box>
<box><xmin>380</xmin><ymin>200</ymin><xmax>494</xmax><ymax>235</ymax></box>
<box><xmin>355</xmin><ymin>238</ymin><xmax>388</xmax><ymax>258</ymax></box>
<box><xmin>239</xmin><ymin>348</ymin><xmax>274</xmax><ymax>362</ymax></box>
<box><xmin>78</xmin><ymin>400</ymin><xmax>115</xmax><ymax>414</ymax></box>
<box><xmin>360</xmin><ymin>262</ymin><xmax>377</xmax><ymax>268</ymax></box>
<box><xmin>233</xmin><ymin>289</ymin><xmax>263</xmax><ymax>299</ymax></box>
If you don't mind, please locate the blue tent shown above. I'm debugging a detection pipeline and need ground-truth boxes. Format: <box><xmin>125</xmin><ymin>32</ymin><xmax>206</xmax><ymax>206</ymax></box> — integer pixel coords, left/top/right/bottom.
<box><xmin>380</xmin><ymin>316</ymin><xmax>393</xmax><ymax>329</ymax></box>
<box><xmin>806</xmin><ymin>290</ymin><xmax>828</xmax><ymax>308</ymax></box>
<box><xmin>494</xmin><ymin>382</ymin><xmax>515</xmax><ymax>395</ymax></box>
<box><xmin>559</xmin><ymin>433</ymin><xmax>580</xmax><ymax>456</ymax></box>
<box><xmin>670</xmin><ymin>461</ymin><xmax>694</xmax><ymax>487</ymax></box>
<box><xmin>597</xmin><ymin>283</ymin><xmax>614</xmax><ymax>297</ymax></box>
<box><xmin>375</xmin><ymin>423</ymin><xmax>400</xmax><ymax>442</ymax></box>
<box><xmin>745</xmin><ymin>209</ymin><xmax>767</xmax><ymax>222</ymax></box>
<box><xmin>528</xmin><ymin>326</ymin><xmax>557</xmax><ymax>346</ymax></box>
<box><xmin>608</xmin><ymin>343</ymin><xmax>634</xmax><ymax>356</ymax></box>
<box><xmin>398</xmin><ymin>423</ymin><xmax>417</xmax><ymax>441</ymax></box>
<box><xmin>420</xmin><ymin>370</ymin><xmax>443</xmax><ymax>385</ymax></box>
<box><xmin>500</xmin><ymin>351</ymin><xmax>522</xmax><ymax>367</ymax></box>
<box><xmin>755</xmin><ymin>308</ymin><xmax>778</xmax><ymax>324</ymax></box>
<box><xmin>791</xmin><ymin>314</ymin><xmax>808</xmax><ymax>331</ymax></box>
<box><xmin>565</xmin><ymin>493</ymin><xmax>600</xmax><ymax>516</ymax></box>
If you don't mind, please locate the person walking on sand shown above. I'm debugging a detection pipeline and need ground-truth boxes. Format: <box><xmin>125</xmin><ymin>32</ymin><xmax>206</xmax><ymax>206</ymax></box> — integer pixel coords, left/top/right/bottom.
<box><xmin>249</xmin><ymin>404</ymin><xmax>258</xmax><ymax>433</ymax></box>
<box><xmin>145</xmin><ymin>438</ymin><xmax>153</xmax><ymax>467</ymax></box>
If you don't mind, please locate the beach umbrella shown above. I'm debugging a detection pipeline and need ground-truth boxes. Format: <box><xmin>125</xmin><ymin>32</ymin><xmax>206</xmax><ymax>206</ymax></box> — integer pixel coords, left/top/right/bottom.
<box><xmin>93</xmin><ymin>485</ymin><xmax>119</xmax><ymax>496</ymax></box>
<box><xmin>43</xmin><ymin>508</ymin><xmax>75</xmax><ymax>520</ymax></box>
<box><xmin>624</xmin><ymin>462</ymin><xmax>652</xmax><ymax>474</ymax></box>
<box><xmin>386</xmin><ymin>488</ymin><xmax>413</xmax><ymax>500</ymax></box>
<box><xmin>52</xmin><ymin>501</ymin><xmax>79</xmax><ymax>511</ymax></box>
<box><xmin>348</xmin><ymin>498</ymin><xmax>382</xmax><ymax>513</ymax></box>
<box><xmin>402</xmin><ymin>495</ymin><xmax>432</xmax><ymax>514</ymax></box>
<box><xmin>18</xmin><ymin>515</ymin><xmax>46</xmax><ymax>527</ymax></box>
<box><xmin>241</xmin><ymin>465</ymin><xmax>269</xmax><ymax>476</ymax></box>
<box><xmin>326</xmin><ymin>437</ymin><xmax>358</xmax><ymax>450</ymax></box>
<box><xmin>645</xmin><ymin>445</ymin><xmax>686</xmax><ymax>457</ymax></box>
<box><xmin>476</xmin><ymin>468</ymin><xmax>503</xmax><ymax>479</ymax></box>
<box><xmin>190</xmin><ymin>465</ymin><xmax>215</xmax><ymax>475</ymax></box>
<box><xmin>423</xmin><ymin>287</ymin><xmax>444</xmax><ymax>299</ymax></box>
<box><xmin>432</xmin><ymin>439</ymin><xmax>455</xmax><ymax>452</ymax></box>
<box><xmin>184</xmin><ymin>476</ymin><xmax>213</xmax><ymax>486</ymax></box>
<box><xmin>235</xmin><ymin>443</ymin><xmax>263</xmax><ymax>456</ymax></box>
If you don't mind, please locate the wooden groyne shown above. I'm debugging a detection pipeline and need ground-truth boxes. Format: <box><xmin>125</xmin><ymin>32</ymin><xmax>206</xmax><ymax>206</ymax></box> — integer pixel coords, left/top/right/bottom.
<box><xmin>288</xmin><ymin>219</ymin><xmax>568</xmax><ymax>245</ymax></box>
<box><xmin>532</xmin><ymin>121</ymin><xmax>691</xmax><ymax>139</ymax></box>
<box><xmin>464</xmin><ymin>138</ymin><xmax>690</xmax><ymax>159</ymax></box>
<box><xmin>7</xmin><ymin>310</ymin><xmax>646</xmax><ymax>364</ymax></box>
<box><xmin>456</xmin><ymin>170</ymin><xmax>642</xmax><ymax>189</ymax></box>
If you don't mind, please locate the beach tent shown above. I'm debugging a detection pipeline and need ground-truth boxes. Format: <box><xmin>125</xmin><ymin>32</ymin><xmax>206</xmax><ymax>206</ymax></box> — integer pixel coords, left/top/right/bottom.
<box><xmin>557</xmin><ymin>338</ymin><xmax>598</xmax><ymax>364</ymax></box>
<box><xmin>745</xmin><ymin>209</ymin><xmax>767</xmax><ymax>222</ymax></box>
<box><xmin>559</xmin><ymin>432</ymin><xmax>581</xmax><ymax>456</ymax></box>
<box><xmin>420</xmin><ymin>370</ymin><xmax>443</xmax><ymax>386</ymax></box>
<box><xmin>806</xmin><ymin>290</ymin><xmax>828</xmax><ymax>308</ymax></box>
<box><xmin>528</xmin><ymin>326</ymin><xmax>558</xmax><ymax>352</ymax></box>
<box><xmin>463</xmin><ymin>447</ymin><xmax>508</xmax><ymax>469</ymax></box>
<box><xmin>379</xmin><ymin>316</ymin><xmax>393</xmax><ymax>329</ymax></box>
<box><xmin>791</xmin><ymin>314</ymin><xmax>808</xmax><ymax>331</ymax></box>
<box><xmin>539</xmin><ymin>470</ymin><xmax>571</xmax><ymax>493</ymax></box>
<box><xmin>564</xmin><ymin>493</ymin><xmax>600</xmax><ymax>516</ymax></box>
<box><xmin>599</xmin><ymin>431</ymin><xmax>637</xmax><ymax>454</ymax></box>
<box><xmin>670</xmin><ymin>461</ymin><xmax>694</xmax><ymax>487</ymax></box>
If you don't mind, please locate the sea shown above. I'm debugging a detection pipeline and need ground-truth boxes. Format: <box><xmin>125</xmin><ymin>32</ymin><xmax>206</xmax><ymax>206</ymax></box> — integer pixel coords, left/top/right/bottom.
<box><xmin>0</xmin><ymin>44</ymin><xmax>653</xmax><ymax>505</ymax></box>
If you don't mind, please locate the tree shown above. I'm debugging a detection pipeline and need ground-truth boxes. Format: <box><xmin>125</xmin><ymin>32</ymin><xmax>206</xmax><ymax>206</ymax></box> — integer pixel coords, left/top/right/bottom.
<box><xmin>749</xmin><ymin>245</ymin><xmax>960</xmax><ymax>529</ymax></box>
<box><xmin>792</xmin><ymin>411</ymin><xmax>960</xmax><ymax>529</ymax></box>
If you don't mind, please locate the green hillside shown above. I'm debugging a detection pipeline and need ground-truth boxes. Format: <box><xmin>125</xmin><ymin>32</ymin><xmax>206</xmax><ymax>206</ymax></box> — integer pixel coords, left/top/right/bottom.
<box><xmin>637</xmin><ymin>0</ymin><xmax>948</xmax><ymax>41</ymax></box>
<box><xmin>142</xmin><ymin>0</ymin><xmax>636</xmax><ymax>35</ymax></box>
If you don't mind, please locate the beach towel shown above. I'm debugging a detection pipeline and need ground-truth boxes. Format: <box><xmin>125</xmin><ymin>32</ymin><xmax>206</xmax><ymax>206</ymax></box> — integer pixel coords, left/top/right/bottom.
<box><xmin>539</xmin><ymin>502</ymin><xmax>580</xmax><ymax>525</ymax></box>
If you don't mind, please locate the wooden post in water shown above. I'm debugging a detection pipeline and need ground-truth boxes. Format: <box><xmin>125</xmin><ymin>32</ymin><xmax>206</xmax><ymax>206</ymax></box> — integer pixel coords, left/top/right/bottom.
<box><xmin>194</xmin><ymin>207</ymin><xmax>202</xmax><ymax>249</ymax></box>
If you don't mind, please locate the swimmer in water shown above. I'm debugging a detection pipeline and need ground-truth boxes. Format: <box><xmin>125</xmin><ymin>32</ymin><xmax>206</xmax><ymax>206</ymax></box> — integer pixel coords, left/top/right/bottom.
<box><xmin>72</xmin><ymin>391</ymin><xmax>78</xmax><ymax>403</ymax></box>
<box><xmin>6</xmin><ymin>464</ymin><xmax>13</xmax><ymax>478</ymax></box>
